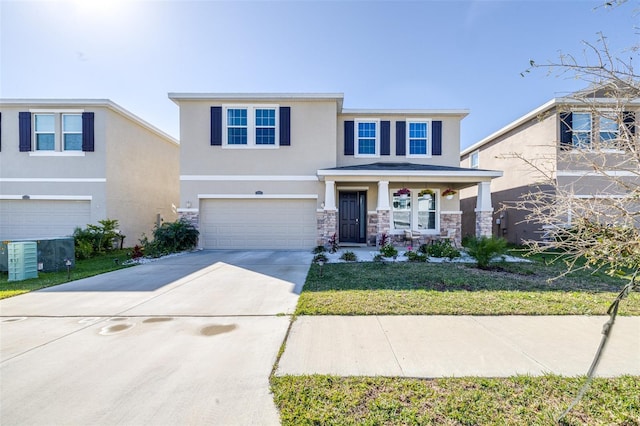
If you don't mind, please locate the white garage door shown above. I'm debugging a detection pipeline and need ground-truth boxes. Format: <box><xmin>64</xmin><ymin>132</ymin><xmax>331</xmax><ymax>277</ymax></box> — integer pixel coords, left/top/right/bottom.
<box><xmin>0</xmin><ymin>200</ymin><xmax>91</xmax><ymax>240</ymax></box>
<box><xmin>200</xmin><ymin>198</ymin><xmax>317</xmax><ymax>249</ymax></box>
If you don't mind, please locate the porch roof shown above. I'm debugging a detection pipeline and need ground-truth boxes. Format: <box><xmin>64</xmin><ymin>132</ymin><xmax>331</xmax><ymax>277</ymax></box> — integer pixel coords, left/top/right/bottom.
<box><xmin>317</xmin><ymin>162</ymin><xmax>502</xmax><ymax>185</ymax></box>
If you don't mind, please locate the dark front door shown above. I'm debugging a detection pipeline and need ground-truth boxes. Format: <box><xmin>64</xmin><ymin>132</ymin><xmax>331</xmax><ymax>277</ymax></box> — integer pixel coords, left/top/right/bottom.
<box><xmin>339</xmin><ymin>191</ymin><xmax>366</xmax><ymax>243</ymax></box>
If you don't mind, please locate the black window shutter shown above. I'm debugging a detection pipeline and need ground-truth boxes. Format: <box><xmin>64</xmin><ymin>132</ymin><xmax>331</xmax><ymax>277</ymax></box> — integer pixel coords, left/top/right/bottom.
<box><xmin>380</xmin><ymin>121</ymin><xmax>390</xmax><ymax>155</ymax></box>
<box><xmin>210</xmin><ymin>106</ymin><xmax>222</xmax><ymax>146</ymax></box>
<box><xmin>559</xmin><ymin>112</ymin><xmax>572</xmax><ymax>150</ymax></box>
<box><xmin>395</xmin><ymin>121</ymin><xmax>406</xmax><ymax>156</ymax></box>
<box><xmin>19</xmin><ymin>112</ymin><xmax>31</xmax><ymax>152</ymax></box>
<box><xmin>623</xmin><ymin>111</ymin><xmax>636</xmax><ymax>136</ymax></box>
<box><xmin>82</xmin><ymin>112</ymin><xmax>95</xmax><ymax>152</ymax></box>
<box><xmin>344</xmin><ymin>121</ymin><xmax>354</xmax><ymax>155</ymax></box>
<box><xmin>279</xmin><ymin>106</ymin><xmax>291</xmax><ymax>146</ymax></box>
<box><xmin>432</xmin><ymin>120</ymin><xmax>442</xmax><ymax>155</ymax></box>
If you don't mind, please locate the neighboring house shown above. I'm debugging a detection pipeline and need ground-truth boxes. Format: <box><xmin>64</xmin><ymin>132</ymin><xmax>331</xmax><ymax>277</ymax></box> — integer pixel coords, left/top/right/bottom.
<box><xmin>170</xmin><ymin>93</ymin><xmax>501</xmax><ymax>250</ymax></box>
<box><xmin>460</xmin><ymin>93</ymin><xmax>638</xmax><ymax>244</ymax></box>
<box><xmin>0</xmin><ymin>99</ymin><xmax>180</xmax><ymax>246</ymax></box>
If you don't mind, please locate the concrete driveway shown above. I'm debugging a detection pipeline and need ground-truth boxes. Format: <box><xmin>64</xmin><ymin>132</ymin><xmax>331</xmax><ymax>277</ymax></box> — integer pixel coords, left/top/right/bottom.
<box><xmin>0</xmin><ymin>250</ymin><xmax>313</xmax><ymax>425</ymax></box>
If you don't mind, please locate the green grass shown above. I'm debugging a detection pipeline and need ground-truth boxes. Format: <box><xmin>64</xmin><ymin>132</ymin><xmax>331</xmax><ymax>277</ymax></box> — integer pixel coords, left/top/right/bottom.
<box><xmin>271</xmin><ymin>375</ymin><xmax>640</xmax><ymax>425</ymax></box>
<box><xmin>0</xmin><ymin>250</ymin><xmax>134</xmax><ymax>299</ymax></box>
<box><xmin>298</xmin><ymin>261</ymin><xmax>640</xmax><ymax>315</ymax></box>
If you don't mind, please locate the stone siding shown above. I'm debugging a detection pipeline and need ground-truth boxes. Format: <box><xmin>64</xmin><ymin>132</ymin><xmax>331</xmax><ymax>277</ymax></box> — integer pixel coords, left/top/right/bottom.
<box><xmin>440</xmin><ymin>212</ymin><xmax>462</xmax><ymax>246</ymax></box>
<box><xmin>316</xmin><ymin>210</ymin><xmax>337</xmax><ymax>246</ymax></box>
<box><xmin>475</xmin><ymin>210</ymin><xmax>493</xmax><ymax>237</ymax></box>
<box><xmin>367</xmin><ymin>212</ymin><xmax>378</xmax><ymax>245</ymax></box>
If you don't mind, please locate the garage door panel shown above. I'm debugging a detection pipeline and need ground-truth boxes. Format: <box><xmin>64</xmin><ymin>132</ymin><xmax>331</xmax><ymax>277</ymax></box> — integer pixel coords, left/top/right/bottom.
<box><xmin>0</xmin><ymin>200</ymin><xmax>91</xmax><ymax>241</ymax></box>
<box><xmin>200</xmin><ymin>199</ymin><xmax>317</xmax><ymax>249</ymax></box>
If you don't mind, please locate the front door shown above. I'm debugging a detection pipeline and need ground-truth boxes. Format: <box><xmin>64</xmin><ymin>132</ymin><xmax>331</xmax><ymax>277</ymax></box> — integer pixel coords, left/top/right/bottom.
<box><xmin>339</xmin><ymin>191</ymin><xmax>366</xmax><ymax>243</ymax></box>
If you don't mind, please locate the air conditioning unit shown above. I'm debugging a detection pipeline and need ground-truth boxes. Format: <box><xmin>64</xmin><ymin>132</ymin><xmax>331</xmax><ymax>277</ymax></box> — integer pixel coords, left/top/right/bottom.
<box><xmin>0</xmin><ymin>237</ymin><xmax>75</xmax><ymax>273</ymax></box>
<box><xmin>8</xmin><ymin>242</ymin><xmax>38</xmax><ymax>282</ymax></box>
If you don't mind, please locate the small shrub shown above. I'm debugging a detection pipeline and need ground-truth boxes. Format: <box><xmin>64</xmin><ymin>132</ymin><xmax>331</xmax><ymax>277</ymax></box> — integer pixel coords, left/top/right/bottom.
<box><xmin>142</xmin><ymin>219</ymin><xmax>199</xmax><ymax>257</ymax></box>
<box><xmin>340</xmin><ymin>251</ymin><xmax>357</xmax><ymax>262</ymax></box>
<box><xmin>405</xmin><ymin>251</ymin><xmax>427</xmax><ymax>262</ymax></box>
<box><xmin>73</xmin><ymin>218</ymin><xmax>122</xmax><ymax>258</ymax></box>
<box><xmin>462</xmin><ymin>236</ymin><xmax>508</xmax><ymax>269</ymax></box>
<box><xmin>373</xmin><ymin>254</ymin><xmax>384</xmax><ymax>262</ymax></box>
<box><xmin>423</xmin><ymin>240</ymin><xmax>461</xmax><ymax>259</ymax></box>
<box><xmin>313</xmin><ymin>253</ymin><xmax>328</xmax><ymax>264</ymax></box>
<box><xmin>328</xmin><ymin>233</ymin><xmax>340</xmax><ymax>254</ymax></box>
<box><xmin>379</xmin><ymin>233</ymin><xmax>390</xmax><ymax>247</ymax></box>
<box><xmin>380</xmin><ymin>244</ymin><xmax>398</xmax><ymax>258</ymax></box>
<box><xmin>130</xmin><ymin>245</ymin><xmax>144</xmax><ymax>260</ymax></box>
<box><xmin>313</xmin><ymin>245</ymin><xmax>326</xmax><ymax>254</ymax></box>
<box><xmin>75</xmin><ymin>239</ymin><xmax>94</xmax><ymax>260</ymax></box>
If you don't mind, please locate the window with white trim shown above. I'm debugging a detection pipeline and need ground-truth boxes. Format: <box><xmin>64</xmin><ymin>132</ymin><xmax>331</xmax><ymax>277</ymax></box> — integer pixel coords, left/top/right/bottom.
<box><xmin>355</xmin><ymin>120</ymin><xmax>379</xmax><ymax>157</ymax></box>
<box><xmin>407</xmin><ymin>121</ymin><xmax>429</xmax><ymax>157</ymax></box>
<box><xmin>470</xmin><ymin>151</ymin><xmax>479</xmax><ymax>169</ymax></box>
<box><xmin>391</xmin><ymin>188</ymin><xmax>438</xmax><ymax>231</ymax></box>
<box><xmin>223</xmin><ymin>106</ymin><xmax>279</xmax><ymax>148</ymax></box>
<box><xmin>34</xmin><ymin>112</ymin><xmax>83</xmax><ymax>151</ymax></box>
<box><xmin>570</xmin><ymin>111</ymin><xmax>620</xmax><ymax>149</ymax></box>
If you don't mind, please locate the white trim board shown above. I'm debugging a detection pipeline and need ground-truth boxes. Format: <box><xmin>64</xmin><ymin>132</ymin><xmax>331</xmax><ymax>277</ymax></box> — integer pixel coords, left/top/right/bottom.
<box><xmin>181</xmin><ymin>175</ymin><xmax>319</xmax><ymax>181</ymax></box>
<box><xmin>0</xmin><ymin>178</ymin><xmax>106</xmax><ymax>183</ymax></box>
<box><xmin>0</xmin><ymin>195</ymin><xmax>92</xmax><ymax>201</ymax></box>
<box><xmin>198</xmin><ymin>194</ymin><xmax>318</xmax><ymax>199</ymax></box>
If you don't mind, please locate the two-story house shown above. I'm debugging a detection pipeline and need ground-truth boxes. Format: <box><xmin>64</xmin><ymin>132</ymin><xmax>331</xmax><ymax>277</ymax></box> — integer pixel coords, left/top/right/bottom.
<box><xmin>460</xmin><ymin>91</ymin><xmax>638</xmax><ymax>244</ymax></box>
<box><xmin>0</xmin><ymin>99</ymin><xmax>180</xmax><ymax>245</ymax></box>
<box><xmin>170</xmin><ymin>93</ymin><xmax>501</xmax><ymax>250</ymax></box>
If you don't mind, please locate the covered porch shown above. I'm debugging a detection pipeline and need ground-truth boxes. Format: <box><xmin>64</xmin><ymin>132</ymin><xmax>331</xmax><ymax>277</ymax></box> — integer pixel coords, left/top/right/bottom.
<box><xmin>316</xmin><ymin>163</ymin><xmax>502</xmax><ymax>247</ymax></box>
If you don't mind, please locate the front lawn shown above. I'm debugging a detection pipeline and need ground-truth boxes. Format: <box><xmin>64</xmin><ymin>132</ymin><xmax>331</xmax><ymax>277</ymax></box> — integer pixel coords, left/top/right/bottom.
<box><xmin>297</xmin><ymin>261</ymin><xmax>639</xmax><ymax>315</ymax></box>
<box><xmin>271</xmin><ymin>375</ymin><xmax>640</xmax><ymax>425</ymax></box>
<box><xmin>0</xmin><ymin>249</ymin><xmax>133</xmax><ymax>299</ymax></box>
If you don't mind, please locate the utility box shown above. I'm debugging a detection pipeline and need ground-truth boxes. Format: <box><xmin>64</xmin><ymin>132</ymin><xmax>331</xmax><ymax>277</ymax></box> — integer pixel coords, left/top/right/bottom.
<box><xmin>8</xmin><ymin>242</ymin><xmax>38</xmax><ymax>282</ymax></box>
<box><xmin>0</xmin><ymin>238</ymin><xmax>75</xmax><ymax>272</ymax></box>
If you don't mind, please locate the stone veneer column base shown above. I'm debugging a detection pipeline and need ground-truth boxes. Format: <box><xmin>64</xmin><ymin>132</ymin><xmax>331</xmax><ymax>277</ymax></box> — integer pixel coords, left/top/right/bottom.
<box><xmin>367</xmin><ymin>212</ymin><xmax>378</xmax><ymax>246</ymax></box>
<box><xmin>317</xmin><ymin>210</ymin><xmax>337</xmax><ymax>246</ymax></box>
<box><xmin>178</xmin><ymin>210</ymin><xmax>199</xmax><ymax>229</ymax></box>
<box><xmin>475</xmin><ymin>210</ymin><xmax>493</xmax><ymax>238</ymax></box>
<box><xmin>376</xmin><ymin>209</ymin><xmax>391</xmax><ymax>246</ymax></box>
<box><xmin>440</xmin><ymin>212</ymin><xmax>462</xmax><ymax>246</ymax></box>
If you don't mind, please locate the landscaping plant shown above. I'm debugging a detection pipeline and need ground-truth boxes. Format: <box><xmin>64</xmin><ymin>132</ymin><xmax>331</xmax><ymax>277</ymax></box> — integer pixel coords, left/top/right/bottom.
<box><xmin>339</xmin><ymin>251</ymin><xmax>357</xmax><ymax>262</ymax></box>
<box><xmin>462</xmin><ymin>236</ymin><xmax>508</xmax><ymax>269</ymax></box>
<box><xmin>141</xmin><ymin>219</ymin><xmax>199</xmax><ymax>257</ymax></box>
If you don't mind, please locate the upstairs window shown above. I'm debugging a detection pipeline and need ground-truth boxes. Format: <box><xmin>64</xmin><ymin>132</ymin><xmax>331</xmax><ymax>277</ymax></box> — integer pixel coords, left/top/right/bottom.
<box><xmin>223</xmin><ymin>106</ymin><xmax>279</xmax><ymax>148</ymax></box>
<box><xmin>599</xmin><ymin>115</ymin><xmax>619</xmax><ymax>144</ymax></box>
<box><xmin>63</xmin><ymin>114</ymin><xmax>83</xmax><ymax>150</ymax></box>
<box><xmin>35</xmin><ymin>114</ymin><xmax>55</xmax><ymax>150</ymax></box>
<box><xmin>355</xmin><ymin>120</ymin><xmax>379</xmax><ymax>157</ymax></box>
<box><xmin>407</xmin><ymin>121</ymin><xmax>429</xmax><ymax>156</ymax></box>
<box><xmin>470</xmin><ymin>150</ymin><xmax>479</xmax><ymax>169</ymax></box>
<box><xmin>33</xmin><ymin>113</ymin><xmax>83</xmax><ymax>152</ymax></box>
<box><xmin>561</xmin><ymin>111</ymin><xmax>624</xmax><ymax>150</ymax></box>
<box><xmin>571</xmin><ymin>112</ymin><xmax>592</xmax><ymax>148</ymax></box>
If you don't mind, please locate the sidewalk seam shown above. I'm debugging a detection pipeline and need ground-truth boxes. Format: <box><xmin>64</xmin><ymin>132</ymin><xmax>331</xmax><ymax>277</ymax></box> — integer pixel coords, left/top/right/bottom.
<box><xmin>376</xmin><ymin>315</ymin><xmax>406</xmax><ymax>377</ymax></box>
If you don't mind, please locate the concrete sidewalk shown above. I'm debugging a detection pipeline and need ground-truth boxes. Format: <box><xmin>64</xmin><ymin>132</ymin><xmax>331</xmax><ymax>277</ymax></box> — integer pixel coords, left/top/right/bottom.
<box><xmin>277</xmin><ymin>315</ymin><xmax>640</xmax><ymax>377</ymax></box>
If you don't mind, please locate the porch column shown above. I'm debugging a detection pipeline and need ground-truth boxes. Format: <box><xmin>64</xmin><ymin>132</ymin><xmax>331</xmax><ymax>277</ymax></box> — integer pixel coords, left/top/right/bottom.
<box><xmin>317</xmin><ymin>180</ymin><xmax>337</xmax><ymax>246</ymax></box>
<box><xmin>376</xmin><ymin>181</ymin><xmax>391</xmax><ymax>245</ymax></box>
<box><xmin>475</xmin><ymin>181</ymin><xmax>493</xmax><ymax>237</ymax></box>
<box><xmin>324</xmin><ymin>180</ymin><xmax>336</xmax><ymax>211</ymax></box>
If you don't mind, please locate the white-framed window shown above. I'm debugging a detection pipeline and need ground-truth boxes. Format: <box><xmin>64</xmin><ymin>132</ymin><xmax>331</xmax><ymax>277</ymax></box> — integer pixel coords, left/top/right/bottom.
<box><xmin>407</xmin><ymin>121</ymin><xmax>430</xmax><ymax>157</ymax></box>
<box><xmin>570</xmin><ymin>111</ymin><xmax>620</xmax><ymax>150</ymax></box>
<box><xmin>223</xmin><ymin>105</ymin><xmax>279</xmax><ymax>148</ymax></box>
<box><xmin>355</xmin><ymin>119</ymin><xmax>379</xmax><ymax>157</ymax></box>
<box><xmin>33</xmin><ymin>112</ymin><xmax>83</xmax><ymax>152</ymax></box>
<box><xmin>470</xmin><ymin>150</ymin><xmax>479</xmax><ymax>169</ymax></box>
<box><xmin>391</xmin><ymin>188</ymin><xmax>438</xmax><ymax>232</ymax></box>
<box><xmin>572</xmin><ymin>112</ymin><xmax>592</xmax><ymax>149</ymax></box>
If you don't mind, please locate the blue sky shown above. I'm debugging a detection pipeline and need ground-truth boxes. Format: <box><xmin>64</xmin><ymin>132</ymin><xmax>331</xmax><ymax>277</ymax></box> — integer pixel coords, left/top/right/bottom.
<box><xmin>1</xmin><ymin>0</ymin><xmax>637</xmax><ymax>149</ymax></box>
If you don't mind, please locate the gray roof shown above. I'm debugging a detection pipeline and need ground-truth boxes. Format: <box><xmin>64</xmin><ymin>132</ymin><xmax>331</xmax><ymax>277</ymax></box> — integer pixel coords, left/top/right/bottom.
<box><xmin>322</xmin><ymin>162</ymin><xmax>492</xmax><ymax>173</ymax></box>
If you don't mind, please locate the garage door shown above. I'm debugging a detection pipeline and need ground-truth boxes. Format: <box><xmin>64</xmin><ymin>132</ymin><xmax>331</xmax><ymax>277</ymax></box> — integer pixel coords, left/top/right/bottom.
<box><xmin>200</xmin><ymin>199</ymin><xmax>317</xmax><ymax>249</ymax></box>
<box><xmin>0</xmin><ymin>200</ymin><xmax>91</xmax><ymax>240</ymax></box>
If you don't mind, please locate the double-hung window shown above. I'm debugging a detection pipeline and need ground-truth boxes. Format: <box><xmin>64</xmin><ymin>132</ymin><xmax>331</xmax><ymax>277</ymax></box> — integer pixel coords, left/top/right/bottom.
<box><xmin>224</xmin><ymin>106</ymin><xmax>278</xmax><ymax>148</ymax></box>
<box><xmin>571</xmin><ymin>112</ymin><xmax>592</xmax><ymax>148</ymax></box>
<box><xmin>568</xmin><ymin>112</ymin><xmax>621</xmax><ymax>150</ymax></box>
<box><xmin>470</xmin><ymin>151</ymin><xmax>479</xmax><ymax>169</ymax></box>
<box><xmin>407</xmin><ymin>121</ymin><xmax>429</xmax><ymax>157</ymax></box>
<box><xmin>391</xmin><ymin>189</ymin><xmax>438</xmax><ymax>232</ymax></box>
<box><xmin>33</xmin><ymin>112</ymin><xmax>83</xmax><ymax>152</ymax></box>
<box><xmin>599</xmin><ymin>115</ymin><xmax>619</xmax><ymax>145</ymax></box>
<box><xmin>355</xmin><ymin>120</ymin><xmax>379</xmax><ymax>157</ymax></box>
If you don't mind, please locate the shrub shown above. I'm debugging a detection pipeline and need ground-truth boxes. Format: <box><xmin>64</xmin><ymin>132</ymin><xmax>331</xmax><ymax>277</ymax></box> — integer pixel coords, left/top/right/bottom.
<box><xmin>421</xmin><ymin>240</ymin><xmax>461</xmax><ymax>259</ymax></box>
<box><xmin>141</xmin><ymin>219</ymin><xmax>199</xmax><ymax>257</ymax></box>
<box><xmin>313</xmin><ymin>245</ymin><xmax>326</xmax><ymax>254</ymax></box>
<box><xmin>380</xmin><ymin>244</ymin><xmax>398</xmax><ymax>258</ymax></box>
<box><xmin>130</xmin><ymin>245</ymin><xmax>144</xmax><ymax>260</ymax></box>
<box><xmin>462</xmin><ymin>236</ymin><xmax>508</xmax><ymax>269</ymax></box>
<box><xmin>328</xmin><ymin>233</ymin><xmax>340</xmax><ymax>254</ymax></box>
<box><xmin>379</xmin><ymin>233</ymin><xmax>390</xmax><ymax>247</ymax></box>
<box><xmin>313</xmin><ymin>253</ymin><xmax>328</xmax><ymax>264</ymax></box>
<box><xmin>73</xmin><ymin>218</ymin><xmax>122</xmax><ymax>258</ymax></box>
<box><xmin>340</xmin><ymin>251</ymin><xmax>357</xmax><ymax>262</ymax></box>
<box><xmin>405</xmin><ymin>250</ymin><xmax>427</xmax><ymax>262</ymax></box>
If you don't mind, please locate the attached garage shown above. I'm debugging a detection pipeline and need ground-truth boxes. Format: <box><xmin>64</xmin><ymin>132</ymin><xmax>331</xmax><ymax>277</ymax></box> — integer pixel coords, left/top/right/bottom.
<box><xmin>0</xmin><ymin>199</ymin><xmax>91</xmax><ymax>241</ymax></box>
<box><xmin>199</xmin><ymin>198</ymin><xmax>317</xmax><ymax>249</ymax></box>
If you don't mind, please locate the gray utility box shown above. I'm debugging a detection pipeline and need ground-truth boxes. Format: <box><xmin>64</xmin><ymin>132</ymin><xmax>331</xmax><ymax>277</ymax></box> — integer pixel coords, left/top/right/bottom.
<box><xmin>0</xmin><ymin>238</ymin><xmax>75</xmax><ymax>273</ymax></box>
<box><xmin>8</xmin><ymin>242</ymin><xmax>38</xmax><ymax>282</ymax></box>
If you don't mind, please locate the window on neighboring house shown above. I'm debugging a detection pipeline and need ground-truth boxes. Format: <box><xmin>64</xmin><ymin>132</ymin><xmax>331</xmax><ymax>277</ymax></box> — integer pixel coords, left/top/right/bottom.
<box><xmin>599</xmin><ymin>115</ymin><xmax>619</xmax><ymax>144</ymax></box>
<box><xmin>63</xmin><ymin>114</ymin><xmax>83</xmax><ymax>150</ymax></box>
<box><xmin>564</xmin><ymin>111</ymin><xmax>622</xmax><ymax>150</ymax></box>
<box><xmin>391</xmin><ymin>189</ymin><xmax>438</xmax><ymax>231</ymax></box>
<box><xmin>227</xmin><ymin>108</ymin><xmax>248</xmax><ymax>145</ymax></box>
<box><xmin>470</xmin><ymin>151</ymin><xmax>479</xmax><ymax>169</ymax></box>
<box><xmin>224</xmin><ymin>106</ymin><xmax>278</xmax><ymax>147</ymax></box>
<box><xmin>355</xmin><ymin>120</ymin><xmax>378</xmax><ymax>156</ymax></box>
<box><xmin>35</xmin><ymin>114</ymin><xmax>55</xmax><ymax>150</ymax></box>
<box><xmin>572</xmin><ymin>112</ymin><xmax>592</xmax><ymax>148</ymax></box>
<box><xmin>407</xmin><ymin>121</ymin><xmax>428</xmax><ymax>156</ymax></box>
